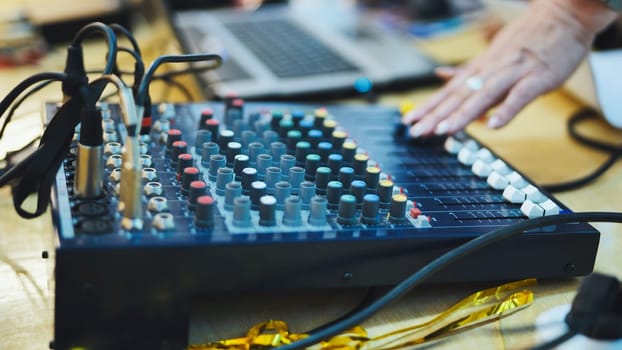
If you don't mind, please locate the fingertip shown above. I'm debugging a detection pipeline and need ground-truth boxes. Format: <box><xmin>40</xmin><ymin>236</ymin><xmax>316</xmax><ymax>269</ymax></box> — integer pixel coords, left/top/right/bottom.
<box><xmin>434</xmin><ymin>66</ymin><xmax>458</xmax><ymax>80</ymax></box>
<box><xmin>487</xmin><ymin>115</ymin><xmax>506</xmax><ymax>129</ymax></box>
<box><xmin>402</xmin><ymin>109</ymin><xmax>424</xmax><ymax>124</ymax></box>
<box><xmin>409</xmin><ymin>124</ymin><xmax>424</xmax><ymax>138</ymax></box>
<box><xmin>434</xmin><ymin>120</ymin><xmax>450</xmax><ymax>135</ymax></box>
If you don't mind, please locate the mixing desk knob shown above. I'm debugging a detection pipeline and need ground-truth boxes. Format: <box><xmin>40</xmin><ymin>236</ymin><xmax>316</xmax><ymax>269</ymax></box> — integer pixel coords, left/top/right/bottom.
<box><xmin>188</xmin><ymin>180</ymin><xmax>208</xmax><ymax>211</ymax></box>
<box><xmin>304</xmin><ymin>154</ymin><xmax>321</xmax><ymax>180</ymax></box>
<box><xmin>256</xmin><ymin>154</ymin><xmax>273</xmax><ymax>180</ymax></box>
<box><xmin>104</xmin><ymin>141</ymin><xmax>122</xmax><ymax>155</ymax></box>
<box><xmin>270</xmin><ymin>142</ymin><xmax>286</xmax><ymax>163</ymax></box>
<box><xmin>205</xmin><ymin>118</ymin><xmax>220</xmax><ymax>142</ymax></box>
<box><xmin>523</xmin><ymin>185</ymin><xmax>546</xmax><ymax>203</ymax></box>
<box><xmin>487</xmin><ymin>171</ymin><xmax>509</xmax><ymax>190</ymax></box>
<box><xmin>241</xmin><ymin>167</ymin><xmax>258</xmax><ymax>195</ymax></box>
<box><xmin>109</xmin><ymin>168</ymin><xmax>122</xmax><ymax>183</ymax></box>
<box><xmin>280</xmin><ymin>154</ymin><xmax>296</xmax><ymax>179</ymax></box>
<box><xmin>352</xmin><ymin>154</ymin><xmax>368</xmax><ymax>178</ymax></box>
<box><xmin>520</xmin><ymin>199</ymin><xmax>544</xmax><ymax>218</ymax></box>
<box><xmin>195</xmin><ymin>195</ymin><xmax>216</xmax><ymax>228</ymax></box>
<box><xmin>377</xmin><ymin>180</ymin><xmax>394</xmax><ymax>209</ymax></box>
<box><xmin>208</xmin><ymin>155</ymin><xmax>226</xmax><ymax>181</ymax></box>
<box><xmin>457</xmin><ymin>148</ymin><xmax>476</xmax><ymax>166</ymax></box>
<box><xmin>521</xmin><ymin>199</ymin><xmax>560</xmax><ymax>218</ymax></box>
<box><xmin>275</xmin><ymin>181</ymin><xmax>291</xmax><ymax>210</ymax></box>
<box><xmin>224</xmin><ymin>182</ymin><xmax>242</xmax><ymax>211</ymax></box>
<box><xmin>218</xmin><ymin>130</ymin><xmax>235</xmax><ymax>151</ymax></box>
<box><xmin>365</xmin><ymin>167</ymin><xmax>381</xmax><ymax>193</ymax></box>
<box><xmin>216</xmin><ymin>168</ymin><xmax>235</xmax><ymax>196</ymax></box>
<box><xmin>152</xmin><ymin>213</ymin><xmax>175</xmax><ymax>231</ymax></box>
<box><xmin>265</xmin><ymin>167</ymin><xmax>282</xmax><ymax>194</ymax></box>
<box><xmin>413</xmin><ymin>215</ymin><xmax>432</xmax><ymax>228</ymax></box>
<box><xmin>507</xmin><ymin>172</ymin><xmax>528</xmax><ymax>189</ymax></box>
<box><xmin>226</xmin><ymin>142</ymin><xmax>242</xmax><ymax>166</ymax></box>
<box><xmin>165</xmin><ymin>129</ymin><xmax>182</xmax><ymax>156</ymax></box>
<box><xmin>444</xmin><ymin>136</ymin><xmax>463</xmax><ymax>154</ymax></box>
<box><xmin>250</xmin><ymin>181</ymin><xmax>267</xmax><ymax>210</ymax></box>
<box><xmin>288</xmin><ymin>167</ymin><xmax>305</xmax><ymax>194</ymax></box>
<box><xmin>502</xmin><ymin>185</ymin><xmax>526</xmax><ymax>203</ymax></box>
<box><xmin>308</xmin><ymin>196</ymin><xmax>328</xmax><ymax>226</ymax></box>
<box><xmin>327</xmin><ymin>181</ymin><xmax>344</xmax><ymax>210</ymax></box>
<box><xmin>341</xmin><ymin>141</ymin><xmax>357</xmax><ymax>164</ymax></box>
<box><xmin>176</xmin><ymin>153</ymin><xmax>193</xmax><ymax>180</ymax></box>
<box><xmin>141</xmin><ymin>167</ymin><xmax>158</xmax><ymax>182</ymax></box>
<box><xmin>475</xmin><ymin>148</ymin><xmax>495</xmax><ymax>163</ymax></box>
<box><xmin>299</xmin><ymin>181</ymin><xmax>316</xmax><ymax>210</ymax></box>
<box><xmin>233</xmin><ymin>154</ymin><xmax>250</xmax><ymax>179</ymax></box>
<box><xmin>140</xmin><ymin>154</ymin><xmax>153</xmax><ymax>168</ymax></box>
<box><xmin>232</xmin><ymin>197</ymin><xmax>253</xmax><ymax>228</ymax></box>
<box><xmin>258</xmin><ymin>195</ymin><xmax>277</xmax><ymax>227</ymax></box>
<box><xmin>360</xmin><ymin>194</ymin><xmax>380</xmax><ymax>225</ymax></box>
<box><xmin>181</xmin><ymin>167</ymin><xmax>200</xmax><ymax>194</ymax></box>
<box><xmin>283</xmin><ymin>196</ymin><xmax>302</xmax><ymax>226</ymax></box>
<box><xmin>199</xmin><ymin>108</ymin><xmax>214</xmax><ymax>129</ymax></box>
<box><xmin>201</xmin><ymin>142</ymin><xmax>220</xmax><ymax>168</ymax></box>
<box><xmin>491</xmin><ymin>159</ymin><xmax>512</xmax><ymax>176</ymax></box>
<box><xmin>389</xmin><ymin>194</ymin><xmax>408</xmax><ymax>224</ymax></box>
<box><xmin>148</xmin><ymin>196</ymin><xmax>168</xmax><ymax>213</ymax></box>
<box><xmin>144</xmin><ymin>181</ymin><xmax>164</xmax><ymax>197</ymax></box>
<box><xmin>337</xmin><ymin>194</ymin><xmax>358</xmax><ymax>225</ymax></box>
<box><xmin>248</xmin><ymin>142</ymin><xmax>265</xmax><ymax>165</ymax></box>
<box><xmin>106</xmin><ymin>155</ymin><xmax>123</xmax><ymax>170</ymax></box>
<box><xmin>472</xmin><ymin>159</ymin><xmax>493</xmax><ymax>178</ymax></box>
<box><xmin>463</xmin><ymin>139</ymin><xmax>479</xmax><ymax>152</ymax></box>
<box><xmin>170</xmin><ymin>141</ymin><xmax>188</xmax><ymax>168</ymax></box>
<box><xmin>103</xmin><ymin>129</ymin><xmax>118</xmax><ymax>143</ymax></box>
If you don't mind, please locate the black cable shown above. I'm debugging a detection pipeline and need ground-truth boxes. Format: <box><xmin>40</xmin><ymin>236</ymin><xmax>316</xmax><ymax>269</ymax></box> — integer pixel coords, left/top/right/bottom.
<box><xmin>542</xmin><ymin>108</ymin><xmax>622</xmax><ymax>193</ymax></box>
<box><xmin>527</xmin><ymin>330</ymin><xmax>579</xmax><ymax>350</ymax></box>
<box><xmin>69</xmin><ymin>22</ymin><xmax>117</xmax><ymax>75</ymax></box>
<box><xmin>0</xmin><ymin>72</ymin><xmax>67</xmax><ymax>140</ymax></box>
<box><xmin>137</xmin><ymin>53</ymin><xmax>222</xmax><ymax>106</ymax></box>
<box><xmin>109</xmin><ymin>23</ymin><xmax>141</xmax><ymax>57</ymax></box>
<box><xmin>0</xmin><ymin>79</ymin><xmax>57</xmax><ymax>140</ymax></box>
<box><xmin>568</xmin><ymin>107</ymin><xmax>619</xmax><ymax>153</ymax></box>
<box><xmin>276</xmin><ymin>211</ymin><xmax>622</xmax><ymax>350</ymax></box>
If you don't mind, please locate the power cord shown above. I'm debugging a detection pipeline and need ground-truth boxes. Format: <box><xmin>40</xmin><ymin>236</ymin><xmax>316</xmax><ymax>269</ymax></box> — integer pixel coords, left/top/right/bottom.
<box><xmin>542</xmin><ymin>107</ymin><xmax>622</xmax><ymax>193</ymax></box>
<box><xmin>276</xmin><ymin>211</ymin><xmax>622</xmax><ymax>350</ymax></box>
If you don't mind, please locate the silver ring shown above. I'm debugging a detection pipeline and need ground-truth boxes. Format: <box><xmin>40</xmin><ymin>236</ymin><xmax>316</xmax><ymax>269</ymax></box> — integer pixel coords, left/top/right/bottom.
<box><xmin>465</xmin><ymin>76</ymin><xmax>484</xmax><ymax>92</ymax></box>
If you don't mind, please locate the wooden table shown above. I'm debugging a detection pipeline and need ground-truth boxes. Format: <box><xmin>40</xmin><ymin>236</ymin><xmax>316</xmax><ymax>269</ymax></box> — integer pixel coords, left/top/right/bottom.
<box><xmin>1</xmin><ymin>10</ymin><xmax>621</xmax><ymax>350</ymax></box>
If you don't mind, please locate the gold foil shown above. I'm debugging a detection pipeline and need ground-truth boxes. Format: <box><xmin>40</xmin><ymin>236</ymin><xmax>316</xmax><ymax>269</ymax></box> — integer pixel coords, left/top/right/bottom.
<box><xmin>189</xmin><ymin>279</ymin><xmax>535</xmax><ymax>350</ymax></box>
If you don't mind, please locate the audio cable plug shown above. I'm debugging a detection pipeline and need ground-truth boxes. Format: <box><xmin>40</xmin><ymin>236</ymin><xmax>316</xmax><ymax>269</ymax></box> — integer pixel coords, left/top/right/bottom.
<box><xmin>91</xmin><ymin>74</ymin><xmax>143</xmax><ymax>230</ymax></box>
<box><xmin>74</xmin><ymin>106</ymin><xmax>104</xmax><ymax>198</ymax></box>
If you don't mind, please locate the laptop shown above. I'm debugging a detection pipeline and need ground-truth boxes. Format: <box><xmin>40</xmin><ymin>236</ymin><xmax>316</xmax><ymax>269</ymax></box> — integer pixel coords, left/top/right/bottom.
<box><xmin>171</xmin><ymin>2</ymin><xmax>438</xmax><ymax>99</ymax></box>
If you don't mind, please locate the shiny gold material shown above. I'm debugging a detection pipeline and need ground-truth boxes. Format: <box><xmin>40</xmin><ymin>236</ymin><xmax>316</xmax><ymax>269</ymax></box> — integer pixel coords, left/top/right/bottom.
<box><xmin>188</xmin><ymin>279</ymin><xmax>535</xmax><ymax>350</ymax></box>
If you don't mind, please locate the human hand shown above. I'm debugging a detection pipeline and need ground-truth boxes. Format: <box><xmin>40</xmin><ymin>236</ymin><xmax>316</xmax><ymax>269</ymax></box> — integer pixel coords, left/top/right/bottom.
<box><xmin>403</xmin><ymin>0</ymin><xmax>617</xmax><ymax>137</ymax></box>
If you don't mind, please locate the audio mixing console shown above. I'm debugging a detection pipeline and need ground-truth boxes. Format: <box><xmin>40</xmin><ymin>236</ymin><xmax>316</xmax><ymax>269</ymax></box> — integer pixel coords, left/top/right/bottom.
<box><xmin>48</xmin><ymin>101</ymin><xmax>599</xmax><ymax>348</ymax></box>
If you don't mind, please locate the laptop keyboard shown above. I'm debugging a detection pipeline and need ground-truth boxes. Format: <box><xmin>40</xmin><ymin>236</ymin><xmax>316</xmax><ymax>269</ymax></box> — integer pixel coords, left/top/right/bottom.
<box><xmin>224</xmin><ymin>18</ymin><xmax>359</xmax><ymax>78</ymax></box>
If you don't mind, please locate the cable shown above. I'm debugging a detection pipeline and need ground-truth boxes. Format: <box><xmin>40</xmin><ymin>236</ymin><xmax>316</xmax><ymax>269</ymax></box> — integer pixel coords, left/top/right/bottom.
<box><xmin>542</xmin><ymin>108</ymin><xmax>622</xmax><ymax>193</ymax></box>
<box><xmin>276</xmin><ymin>211</ymin><xmax>622</xmax><ymax>350</ymax></box>
<box><xmin>0</xmin><ymin>72</ymin><xmax>67</xmax><ymax>140</ymax></box>
<box><xmin>568</xmin><ymin>107</ymin><xmax>619</xmax><ymax>153</ymax></box>
<box><xmin>0</xmin><ymin>79</ymin><xmax>57</xmax><ymax>140</ymax></box>
<box><xmin>137</xmin><ymin>53</ymin><xmax>222</xmax><ymax>106</ymax></box>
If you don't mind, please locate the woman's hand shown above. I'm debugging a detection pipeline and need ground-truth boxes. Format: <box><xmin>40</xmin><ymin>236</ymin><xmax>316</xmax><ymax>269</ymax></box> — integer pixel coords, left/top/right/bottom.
<box><xmin>403</xmin><ymin>0</ymin><xmax>617</xmax><ymax>137</ymax></box>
